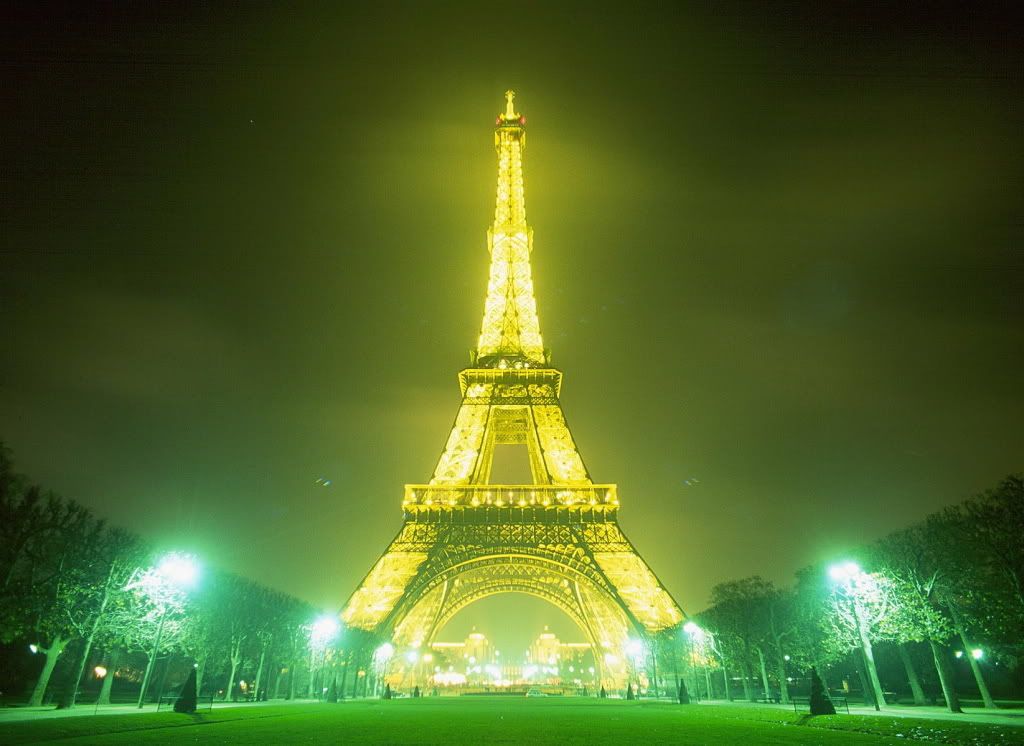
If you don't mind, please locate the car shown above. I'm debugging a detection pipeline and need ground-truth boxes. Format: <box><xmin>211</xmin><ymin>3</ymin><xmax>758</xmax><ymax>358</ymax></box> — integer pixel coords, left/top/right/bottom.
<box><xmin>525</xmin><ymin>688</ymin><xmax>546</xmax><ymax>698</ymax></box>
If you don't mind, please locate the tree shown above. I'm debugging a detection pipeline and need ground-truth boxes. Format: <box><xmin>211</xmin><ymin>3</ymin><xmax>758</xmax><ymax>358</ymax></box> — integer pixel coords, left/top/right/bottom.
<box><xmin>177</xmin><ymin>574</ymin><xmax>229</xmax><ymax>698</ymax></box>
<box><xmin>20</xmin><ymin>495</ymin><xmax>99</xmax><ymax>707</ymax></box>
<box><xmin>826</xmin><ymin>563</ymin><xmax>893</xmax><ymax>710</ymax></box>
<box><xmin>699</xmin><ymin>577</ymin><xmax>778</xmax><ymax>701</ymax></box>
<box><xmin>789</xmin><ymin>565</ymin><xmax>847</xmax><ymax>691</ymax></box>
<box><xmin>873</xmin><ymin>524</ymin><xmax>966</xmax><ymax>712</ymax></box>
<box><xmin>58</xmin><ymin>528</ymin><xmax>144</xmax><ymax>708</ymax></box>
<box><xmin>121</xmin><ymin>553</ymin><xmax>198</xmax><ymax>707</ymax></box>
<box><xmin>960</xmin><ymin>475</ymin><xmax>1024</xmax><ymax>620</ymax></box>
<box><xmin>278</xmin><ymin>606</ymin><xmax>313</xmax><ymax>700</ymax></box>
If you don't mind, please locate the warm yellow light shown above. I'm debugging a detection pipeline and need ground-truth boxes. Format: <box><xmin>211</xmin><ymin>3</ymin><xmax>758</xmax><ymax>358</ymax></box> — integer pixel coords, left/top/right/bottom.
<box><xmin>339</xmin><ymin>94</ymin><xmax>684</xmax><ymax>682</ymax></box>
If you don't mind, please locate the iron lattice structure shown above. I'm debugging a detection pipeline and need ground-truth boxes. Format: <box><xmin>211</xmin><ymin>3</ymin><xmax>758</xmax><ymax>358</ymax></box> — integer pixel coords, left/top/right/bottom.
<box><xmin>342</xmin><ymin>92</ymin><xmax>684</xmax><ymax>685</ymax></box>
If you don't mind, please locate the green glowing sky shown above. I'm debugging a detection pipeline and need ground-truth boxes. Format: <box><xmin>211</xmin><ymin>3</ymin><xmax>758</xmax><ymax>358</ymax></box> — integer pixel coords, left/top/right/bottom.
<box><xmin>2</xmin><ymin>3</ymin><xmax>1021</xmax><ymax>654</ymax></box>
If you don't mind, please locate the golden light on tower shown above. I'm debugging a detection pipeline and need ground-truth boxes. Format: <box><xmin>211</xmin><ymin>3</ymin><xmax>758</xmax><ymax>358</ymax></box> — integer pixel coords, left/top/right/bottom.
<box><xmin>341</xmin><ymin>94</ymin><xmax>684</xmax><ymax>686</ymax></box>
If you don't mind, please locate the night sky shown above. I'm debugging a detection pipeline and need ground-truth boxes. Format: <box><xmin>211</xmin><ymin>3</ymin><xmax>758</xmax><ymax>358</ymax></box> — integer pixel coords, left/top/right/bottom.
<box><xmin>2</xmin><ymin>3</ymin><xmax>1021</xmax><ymax>652</ymax></box>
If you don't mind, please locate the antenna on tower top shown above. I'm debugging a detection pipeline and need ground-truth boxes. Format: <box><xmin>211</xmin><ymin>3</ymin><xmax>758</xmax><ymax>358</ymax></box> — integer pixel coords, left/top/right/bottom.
<box><xmin>505</xmin><ymin>89</ymin><xmax>516</xmax><ymax>118</ymax></box>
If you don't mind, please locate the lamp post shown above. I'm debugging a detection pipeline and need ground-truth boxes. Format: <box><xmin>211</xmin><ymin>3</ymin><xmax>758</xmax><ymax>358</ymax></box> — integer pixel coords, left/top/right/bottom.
<box><xmin>829</xmin><ymin>562</ymin><xmax>884</xmax><ymax>711</ymax></box>
<box><xmin>374</xmin><ymin>643</ymin><xmax>394</xmax><ymax>697</ymax></box>
<box><xmin>135</xmin><ymin>553</ymin><xmax>200</xmax><ymax>708</ymax></box>
<box><xmin>309</xmin><ymin>615</ymin><xmax>339</xmax><ymax>700</ymax></box>
<box><xmin>683</xmin><ymin>622</ymin><xmax>706</xmax><ymax>701</ymax></box>
<box><xmin>93</xmin><ymin>666</ymin><xmax>108</xmax><ymax>715</ymax></box>
<box><xmin>704</xmin><ymin>631</ymin><xmax>731</xmax><ymax>701</ymax></box>
<box><xmin>625</xmin><ymin>639</ymin><xmax>643</xmax><ymax>697</ymax></box>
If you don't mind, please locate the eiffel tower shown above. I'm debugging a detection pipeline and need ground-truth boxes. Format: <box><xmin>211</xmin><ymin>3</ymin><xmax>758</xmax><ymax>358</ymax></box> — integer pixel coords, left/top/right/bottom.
<box><xmin>342</xmin><ymin>92</ymin><xmax>684</xmax><ymax>684</ymax></box>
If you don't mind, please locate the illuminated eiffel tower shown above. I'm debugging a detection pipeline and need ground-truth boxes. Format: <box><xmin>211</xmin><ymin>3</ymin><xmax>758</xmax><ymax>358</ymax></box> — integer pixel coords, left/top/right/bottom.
<box><xmin>342</xmin><ymin>92</ymin><xmax>684</xmax><ymax>684</ymax></box>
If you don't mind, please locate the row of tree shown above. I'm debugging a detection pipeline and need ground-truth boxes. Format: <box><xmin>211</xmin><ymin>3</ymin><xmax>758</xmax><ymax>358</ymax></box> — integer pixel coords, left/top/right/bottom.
<box><xmin>685</xmin><ymin>474</ymin><xmax>1023</xmax><ymax>711</ymax></box>
<box><xmin>0</xmin><ymin>442</ymin><xmax>353</xmax><ymax>708</ymax></box>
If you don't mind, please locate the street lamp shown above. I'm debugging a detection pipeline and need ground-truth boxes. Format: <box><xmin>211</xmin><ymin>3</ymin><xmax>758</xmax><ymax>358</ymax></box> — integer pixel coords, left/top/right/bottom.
<box><xmin>309</xmin><ymin>615</ymin><xmax>340</xmax><ymax>700</ymax></box>
<box><xmin>93</xmin><ymin>667</ymin><xmax>109</xmax><ymax>715</ymax></box>
<box><xmin>828</xmin><ymin>561</ymin><xmax>884</xmax><ymax>711</ymax></box>
<box><xmin>828</xmin><ymin>561</ymin><xmax>861</xmax><ymax>582</ymax></box>
<box><xmin>683</xmin><ymin>622</ymin><xmax>709</xmax><ymax>701</ymax></box>
<box><xmin>134</xmin><ymin>552</ymin><xmax>200</xmax><ymax>708</ymax></box>
<box><xmin>373</xmin><ymin>643</ymin><xmax>395</xmax><ymax>697</ymax></box>
<box><xmin>311</xmin><ymin>615</ymin><xmax>340</xmax><ymax>647</ymax></box>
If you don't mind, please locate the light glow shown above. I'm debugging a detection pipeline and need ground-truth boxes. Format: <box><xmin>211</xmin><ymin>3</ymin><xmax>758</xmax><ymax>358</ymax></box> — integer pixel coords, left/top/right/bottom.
<box><xmin>157</xmin><ymin>552</ymin><xmax>200</xmax><ymax>588</ymax></box>
<box><xmin>310</xmin><ymin>615</ymin><xmax>339</xmax><ymax>647</ymax></box>
<box><xmin>829</xmin><ymin>561</ymin><xmax>861</xmax><ymax>582</ymax></box>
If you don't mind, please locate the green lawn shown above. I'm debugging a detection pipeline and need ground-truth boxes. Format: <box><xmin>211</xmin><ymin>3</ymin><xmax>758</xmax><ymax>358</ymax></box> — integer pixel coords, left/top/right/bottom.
<box><xmin>1</xmin><ymin>698</ymin><xmax>1021</xmax><ymax>745</ymax></box>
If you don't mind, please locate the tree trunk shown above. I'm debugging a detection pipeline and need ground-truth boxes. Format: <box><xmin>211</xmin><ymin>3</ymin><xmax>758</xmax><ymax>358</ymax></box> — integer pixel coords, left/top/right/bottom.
<box><xmin>137</xmin><ymin>611</ymin><xmax>167</xmax><ymax>708</ymax></box>
<box><xmin>63</xmin><ymin>561</ymin><xmax>119</xmax><ymax>709</ymax></box>
<box><xmin>949</xmin><ymin>607</ymin><xmax>997</xmax><ymax>709</ymax></box>
<box><xmin>897</xmin><ymin>644</ymin><xmax>927</xmax><ymax>706</ymax></box>
<box><xmin>27</xmin><ymin>634</ymin><xmax>70</xmax><ymax>707</ymax></box>
<box><xmin>704</xmin><ymin>666</ymin><xmax>713</xmax><ymax>700</ymax></box>
<box><xmin>720</xmin><ymin>659</ymin><xmax>732</xmax><ymax>701</ymax></box>
<box><xmin>775</xmin><ymin>654</ymin><xmax>790</xmax><ymax>704</ymax></box>
<box><xmin>856</xmin><ymin>614</ymin><xmax>886</xmax><ymax>709</ymax></box>
<box><xmin>756</xmin><ymin>647</ymin><xmax>771</xmax><ymax>700</ymax></box>
<box><xmin>855</xmin><ymin>661</ymin><xmax>874</xmax><ymax>708</ymax></box>
<box><xmin>649</xmin><ymin>642</ymin><xmax>659</xmax><ymax>699</ymax></box>
<box><xmin>288</xmin><ymin>660</ymin><xmax>298</xmax><ymax>700</ymax></box>
<box><xmin>253</xmin><ymin>647</ymin><xmax>267</xmax><ymax>701</ymax></box>
<box><xmin>58</xmin><ymin>638</ymin><xmax>92</xmax><ymax>709</ymax></box>
<box><xmin>338</xmin><ymin>659</ymin><xmax>350</xmax><ymax>700</ymax></box>
<box><xmin>272</xmin><ymin>666</ymin><xmax>282</xmax><ymax>700</ymax></box>
<box><xmin>928</xmin><ymin>638</ymin><xmax>962</xmax><ymax>713</ymax></box>
<box><xmin>97</xmin><ymin>649</ymin><xmax>119</xmax><ymax>705</ymax></box>
<box><xmin>195</xmin><ymin>656</ymin><xmax>207</xmax><ymax>698</ymax></box>
<box><xmin>307</xmin><ymin>652</ymin><xmax>317</xmax><ymax>698</ymax></box>
<box><xmin>739</xmin><ymin>660</ymin><xmax>753</xmax><ymax>701</ymax></box>
<box><xmin>226</xmin><ymin>658</ymin><xmax>240</xmax><ymax>702</ymax></box>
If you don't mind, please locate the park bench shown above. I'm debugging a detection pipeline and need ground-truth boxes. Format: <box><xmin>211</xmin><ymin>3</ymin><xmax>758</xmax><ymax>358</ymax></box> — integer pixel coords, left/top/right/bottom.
<box><xmin>157</xmin><ymin>694</ymin><xmax>214</xmax><ymax>712</ymax></box>
<box><xmin>791</xmin><ymin>695</ymin><xmax>849</xmax><ymax>714</ymax></box>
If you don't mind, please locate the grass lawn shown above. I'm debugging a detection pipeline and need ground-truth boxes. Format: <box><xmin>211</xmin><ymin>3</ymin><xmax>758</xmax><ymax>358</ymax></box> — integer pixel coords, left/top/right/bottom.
<box><xmin>0</xmin><ymin>698</ymin><xmax>1021</xmax><ymax>745</ymax></box>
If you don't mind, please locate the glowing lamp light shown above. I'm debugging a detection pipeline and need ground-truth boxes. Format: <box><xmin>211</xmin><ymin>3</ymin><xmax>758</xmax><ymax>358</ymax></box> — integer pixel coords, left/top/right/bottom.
<box><xmin>829</xmin><ymin>561</ymin><xmax>861</xmax><ymax>582</ymax></box>
<box><xmin>94</xmin><ymin>666</ymin><xmax>108</xmax><ymax>679</ymax></box>
<box><xmin>374</xmin><ymin>643</ymin><xmax>395</xmax><ymax>662</ymax></box>
<box><xmin>625</xmin><ymin>639</ymin><xmax>643</xmax><ymax>657</ymax></box>
<box><xmin>972</xmin><ymin>649</ymin><xmax>983</xmax><ymax>660</ymax></box>
<box><xmin>29</xmin><ymin>644</ymin><xmax>39</xmax><ymax>654</ymax></box>
<box><xmin>157</xmin><ymin>553</ymin><xmax>200</xmax><ymax>588</ymax></box>
<box><xmin>406</xmin><ymin>651</ymin><xmax>419</xmax><ymax>663</ymax></box>
<box><xmin>311</xmin><ymin>615</ymin><xmax>339</xmax><ymax>646</ymax></box>
<box><xmin>954</xmin><ymin>650</ymin><xmax>964</xmax><ymax>659</ymax></box>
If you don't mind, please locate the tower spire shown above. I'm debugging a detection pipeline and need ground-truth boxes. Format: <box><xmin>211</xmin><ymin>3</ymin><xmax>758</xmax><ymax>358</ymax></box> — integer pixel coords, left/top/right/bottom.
<box><xmin>504</xmin><ymin>89</ymin><xmax>517</xmax><ymax>118</ymax></box>
<box><xmin>476</xmin><ymin>91</ymin><xmax>546</xmax><ymax>367</ymax></box>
